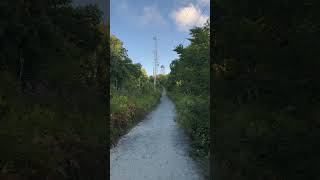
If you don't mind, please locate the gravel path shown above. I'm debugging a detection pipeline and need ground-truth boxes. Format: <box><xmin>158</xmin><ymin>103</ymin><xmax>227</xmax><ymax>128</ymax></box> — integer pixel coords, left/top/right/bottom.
<box><xmin>110</xmin><ymin>89</ymin><xmax>203</xmax><ymax>180</ymax></box>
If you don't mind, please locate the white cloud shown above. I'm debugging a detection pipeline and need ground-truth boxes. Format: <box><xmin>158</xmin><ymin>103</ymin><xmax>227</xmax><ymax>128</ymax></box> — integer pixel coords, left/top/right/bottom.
<box><xmin>139</xmin><ymin>5</ymin><xmax>166</xmax><ymax>26</ymax></box>
<box><xmin>170</xmin><ymin>3</ymin><xmax>209</xmax><ymax>32</ymax></box>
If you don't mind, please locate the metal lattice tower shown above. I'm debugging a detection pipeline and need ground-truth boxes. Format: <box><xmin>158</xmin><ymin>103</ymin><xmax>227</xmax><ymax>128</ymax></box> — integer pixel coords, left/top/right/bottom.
<box><xmin>153</xmin><ymin>36</ymin><xmax>158</xmax><ymax>89</ymax></box>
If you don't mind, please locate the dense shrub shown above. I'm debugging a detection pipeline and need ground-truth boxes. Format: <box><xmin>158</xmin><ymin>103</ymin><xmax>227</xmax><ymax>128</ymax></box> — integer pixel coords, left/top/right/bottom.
<box><xmin>110</xmin><ymin>89</ymin><xmax>160</xmax><ymax>145</ymax></box>
<box><xmin>0</xmin><ymin>1</ymin><xmax>108</xmax><ymax>179</ymax></box>
<box><xmin>169</xmin><ymin>93</ymin><xmax>209</xmax><ymax>156</ymax></box>
<box><xmin>213</xmin><ymin>0</ymin><xmax>320</xmax><ymax>179</ymax></box>
<box><xmin>165</xmin><ymin>20</ymin><xmax>210</xmax><ymax>178</ymax></box>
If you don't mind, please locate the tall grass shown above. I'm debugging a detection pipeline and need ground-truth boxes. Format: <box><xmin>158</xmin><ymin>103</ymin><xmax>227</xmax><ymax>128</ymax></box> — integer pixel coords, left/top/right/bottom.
<box><xmin>110</xmin><ymin>88</ymin><xmax>161</xmax><ymax>145</ymax></box>
<box><xmin>167</xmin><ymin>91</ymin><xmax>209</xmax><ymax>178</ymax></box>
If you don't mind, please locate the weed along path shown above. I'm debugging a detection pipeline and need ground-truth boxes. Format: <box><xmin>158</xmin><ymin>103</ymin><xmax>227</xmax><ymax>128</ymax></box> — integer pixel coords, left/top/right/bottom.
<box><xmin>110</xmin><ymin>89</ymin><xmax>203</xmax><ymax>180</ymax></box>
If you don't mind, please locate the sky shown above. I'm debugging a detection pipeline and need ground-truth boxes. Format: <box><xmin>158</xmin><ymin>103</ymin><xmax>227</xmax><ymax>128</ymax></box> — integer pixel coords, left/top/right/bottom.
<box><xmin>110</xmin><ymin>0</ymin><xmax>210</xmax><ymax>75</ymax></box>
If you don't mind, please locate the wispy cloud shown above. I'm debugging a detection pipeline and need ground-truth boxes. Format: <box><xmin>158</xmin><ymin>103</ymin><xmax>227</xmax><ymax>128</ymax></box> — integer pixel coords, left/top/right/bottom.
<box><xmin>197</xmin><ymin>0</ymin><xmax>210</xmax><ymax>6</ymax></box>
<box><xmin>170</xmin><ymin>3</ymin><xmax>209</xmax><ymax>32</ymax></box>
<box><xmin>138</xmin><ymin>5</ymin><xmax>166</xmax><ymax>27</ymax></box>
<box><xmin>113</xmin><ymin>0</ymin><xmax>130</xmax><ymax>17</ymax></box>
<box><xmin>114</xmin><ymin>1</ymin><xmax>166</xmax><ymax>28</ymax></box>
<box><xmin>118</xmin><ymin>0</ymin><xmax>129</xmax><ymax>11</ymax></box>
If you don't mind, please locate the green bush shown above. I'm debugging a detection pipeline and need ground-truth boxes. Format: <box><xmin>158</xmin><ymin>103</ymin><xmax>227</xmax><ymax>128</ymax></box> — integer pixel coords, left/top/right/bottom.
<box><xmin>110</xmin><ymin>87</ymin><xmax>161</xmax><ymax>145</ymax></box>
<box><xmin>168</xmin><ymin>92</ymin><xmax>209</xmax><ymax>157</ymax></box>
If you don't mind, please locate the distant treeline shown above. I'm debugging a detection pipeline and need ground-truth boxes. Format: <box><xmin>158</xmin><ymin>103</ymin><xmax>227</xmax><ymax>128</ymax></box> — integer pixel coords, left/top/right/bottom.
<box><xmin>0</xmin><ymin>0</ymin><xmax>107</xmax><ymax>179</ymax></box>
<box><xmin>213</xmin><ymin>0</ymin><xmax>320</xmax><ymax>179</ymax></box>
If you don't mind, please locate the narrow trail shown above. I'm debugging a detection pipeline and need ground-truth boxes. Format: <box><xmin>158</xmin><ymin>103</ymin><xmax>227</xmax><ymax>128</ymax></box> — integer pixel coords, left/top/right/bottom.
<box><xmin>110</xmin><ymin>89</ymin><xmax>203</xmax><ymax>180</ymax></box>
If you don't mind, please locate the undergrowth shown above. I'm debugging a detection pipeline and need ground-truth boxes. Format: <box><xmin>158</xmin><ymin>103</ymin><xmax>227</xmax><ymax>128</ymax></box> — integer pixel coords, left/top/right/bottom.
<box><xmin>167</xmin><ymin>91</ymin><xmax>209</xmax><ymax>179</ymax></box>
<box><xmin>110</xmin><ymin>88</ymin><xmax>161</xmax><ymax>145</ymax></box>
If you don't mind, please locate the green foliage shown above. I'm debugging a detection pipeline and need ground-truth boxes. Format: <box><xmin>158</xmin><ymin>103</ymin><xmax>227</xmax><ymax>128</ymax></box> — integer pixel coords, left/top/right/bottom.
<box><xmin>166</xmin><ymin>20</ymin><xmax>210</xmax><ymax>177</ymax></box>
<box><xmin>213</xmin><ymin>0</ymin><xmax>320</xmax><ymax>179</ymax></box>
<box><xmin>0</xmin><ymin>1</ymin><xmax>107</xmax><ymax>179</ymax></box>
<box><xmin>110</xmin><ymin>34</ymin><xmax>161</xmax><ymax>145</ymax></box>
<box><xmin>170</xmin><ymin>93</ymin><xmax>209</xmax><ymax>154</ymax></box>
<box><xmin>110</xmin><ymin>86</ymin><xmax>161</xmax><ymax>145</ymax></box>
<box><xmin>157</xmin><ymin>74</ymin><xmax>168</xmax><ymax>87</ymax></box>
<box><xmin>110</xmin><ymin>35</ymin><xmax>149</xmax><ymax>91</ymax></box>
<box><xmin>167</xmin><ymin>21</ymin><xmax>210</xmax><ymax>96</ymax></box>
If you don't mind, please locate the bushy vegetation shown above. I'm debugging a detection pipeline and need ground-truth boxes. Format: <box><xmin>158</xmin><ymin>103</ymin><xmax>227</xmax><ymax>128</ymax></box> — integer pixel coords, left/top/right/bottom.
<box><xmin>0</xmin><ymin>0</ymin><xmax>108</xmax><ymax>179</ymax></box>
<box><xmin>169</xmin><ymin>94</ymin><xmax>209</xmax><ymax>155</ymax></box>
<box><xmin>110</xmin><ymin>35</ymin><xmax>161</xmax><ymax>145</ymax></box>
<box><xmin>165</xmin><ymin>21</ymin><xmax>210</xmax><ymax>175</ymax></box>
<box><xmin>213</xmin><ymin>0</ymin><xmax>320</xmax><ymax>179</ymax></box>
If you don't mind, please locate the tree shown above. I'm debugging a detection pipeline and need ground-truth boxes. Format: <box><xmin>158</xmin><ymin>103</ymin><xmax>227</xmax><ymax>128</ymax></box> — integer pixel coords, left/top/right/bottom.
<box><xmin>168</xmin><ymin>20</ymin><xmax>210</xmax><ymax>95</ymax></box>
<box><xmin>213</xmin><ymin>0</ymin><xmax>320</xmax><ymax>179</ymax></box>
<box><xmin>166</xmin><ymin>21</ymin><xmax>210</xmax><ymax>163</ymax></box>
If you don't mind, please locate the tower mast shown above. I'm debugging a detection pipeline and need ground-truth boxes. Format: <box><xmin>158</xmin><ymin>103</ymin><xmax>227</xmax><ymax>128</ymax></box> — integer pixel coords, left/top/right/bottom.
<box><xmin>153</xmin><ymin>36</ymin><xmax>158</xmax><ymax>89</ymax></box>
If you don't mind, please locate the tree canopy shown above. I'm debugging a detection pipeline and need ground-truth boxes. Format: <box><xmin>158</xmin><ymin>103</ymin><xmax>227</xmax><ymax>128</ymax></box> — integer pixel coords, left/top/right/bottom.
<box><xmin>0</xmin><ymin>1</ymin><xmax>108</xmax><ymax>179</ymax></box>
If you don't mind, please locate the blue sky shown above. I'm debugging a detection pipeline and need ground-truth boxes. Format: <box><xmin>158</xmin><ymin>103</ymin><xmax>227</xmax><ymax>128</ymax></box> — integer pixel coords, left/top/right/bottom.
<box><xmin>111</xmin><ymin>0</ymin><xmax>210</xmax><ymax>76</ymax></box>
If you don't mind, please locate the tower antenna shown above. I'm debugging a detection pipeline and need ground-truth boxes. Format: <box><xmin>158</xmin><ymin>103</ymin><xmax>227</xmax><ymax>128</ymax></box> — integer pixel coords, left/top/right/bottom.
<box><xmin>153</xmin><ymin>36</ymin><xmax>158</xmax><ymax>89</ymax></box>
